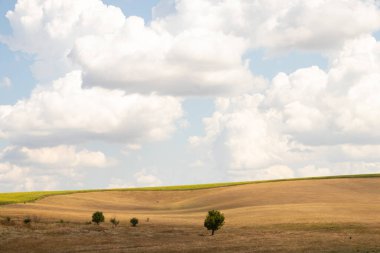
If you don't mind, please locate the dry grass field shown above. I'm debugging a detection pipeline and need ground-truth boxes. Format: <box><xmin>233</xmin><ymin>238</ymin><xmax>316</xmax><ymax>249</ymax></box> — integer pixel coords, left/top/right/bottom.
<box><xmin>1</xmin><ymin>177</ymin><xmax>380</xmax><ymax>252</ymax></box>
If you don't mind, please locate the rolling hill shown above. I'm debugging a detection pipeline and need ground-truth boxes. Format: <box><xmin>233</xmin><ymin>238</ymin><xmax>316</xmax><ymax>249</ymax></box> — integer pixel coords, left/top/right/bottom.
<box><xmin>1</xmin><ymin>174</ymin><xmax>380</xmax><ymax>252</ymax></box>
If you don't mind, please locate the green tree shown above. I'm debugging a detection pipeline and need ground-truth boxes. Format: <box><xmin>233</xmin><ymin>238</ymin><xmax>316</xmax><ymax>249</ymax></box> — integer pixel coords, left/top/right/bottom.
<box><xmin>204</xmin><ymin>210</ymin><xmax>225</xmax><ymax>235</ymax></box>
<box><xmin>92</xmin><ymin>211</ymin><xmax>105</xmax><ymax>225</ymax></box>
<box><xmin>130</xmin><ymin>217</ymin><xmax>138</xmax><ymax>227</ymax></box>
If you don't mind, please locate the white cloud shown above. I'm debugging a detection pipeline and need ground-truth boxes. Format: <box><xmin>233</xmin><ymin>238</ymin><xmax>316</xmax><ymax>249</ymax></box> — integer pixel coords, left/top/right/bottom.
<box><xmin>2</xmin><ymin>0</ymin><xmax>380</xmax><ymax>187</ymax></box>
<box><xmin>256</xmin><ymin>165</ymin><xmax>295</xmax><ymax>180</ymax></box>
<box><xmin>0</xmin><ymin>144</ymin><xmax>116</xmax><ymax>191</ymax></box>
<box><xmin>3</xmin><ymin>0</ymin><xmax>126</xmax><ymax>82</ymax></box>
<box><xmin>228</xmin><ymin>164</ymin><xmax>297</xmax><ymax>181</ymax></box>
<box><xmin>0</xmin><ymin>163</ymin><xmax>58</xmax><ymax>191</ymax></box>
<box><xmin>1</xmin><ymin>145</ymin><xmax>110</xmax><ymax>168</ymax></box>
<box><xmin>107</xmin><ymin>169</ymin><xmax>163</xmax><ymax>189</ymax></box>
<box><xmin>0</xmin><ymin>77</ymin><xmax>12</xmax><ymax>88</ymax></box>
<box><xmin>22</xmin><ymin>175</ymin><xmax>58</xmax><ymax>191</ymax></box>
<box><xmin>190</xmin><ymin>35</ymin><xmax>380</xmax><ymax>179</ymax></box>
<box><xmin>107</xmin><ymin>170</ymin><xmax>163</xmax><ymax>189</ymax></box>
<box><xmin>107</xmin><ymin>178</ymin><xmax>133</xmax><ymax>189</ymax></box>
<box><xmin>266</xmin><ymin>36</ymin><xmax>380</xmax><ymax>144</ymax></box>
<box><xmin>340</xmin><ymin>145</ymin><xmax>380</xmax><ymax>161</ymax></box>
<box><xmin>0</xmin><ymin>71</ymin><xmax>183</xmax><ymax>146</ymax></box>
<box><xmin>4</xmin><ymin>0</ymin><xmax>263</xmax><ymax>96</ymax></box>
<box><xmin>121</xmin><ymin>144</ymin><xmax>142</xmax><ymax>155</ymax></box>
<box><xmin>134</xmin><ymin>169</ymin><xmax>162</xmax><ymax>187</ymax></box>
<box><xmin>73</xmin><ymin>24</ymin><xmax>260</xmax><ymax>96</ymax></box>
<box><xmin>155</xmin><ymin>0</ymin><xmax>380</xmax><ymax>52</ymax></box>
<box><xmin>6</xmin><ymin>0</ymin><xmax>378</xmax><ymax>97</ymax></box>
<box><xmin>189</xmin><ymin>94</ymin><xmax>304</xmax><ymax>178</ymax></box>
<box><xmin>0</xmin><ymin>162</ymin><xmax>28</xmax><ymax>182</ymax></box>
<box><xmin>3</xmin><ymin>0</ymin><xmax>380</xmax><ymax>96</ymax></box>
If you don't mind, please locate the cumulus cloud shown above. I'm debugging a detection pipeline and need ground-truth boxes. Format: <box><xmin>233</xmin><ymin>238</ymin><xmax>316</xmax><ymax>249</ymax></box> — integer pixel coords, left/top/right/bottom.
<box><xmin>3</xmin><ymin>0</ymin><xmax>126</xmax><ymax>82</ymax></box>
<box><xmin>190</xmin><ymin>35</ymin><xmax>380</xmax><ymax>179</ymax></box>
<box><xmin>72</xmin><ymin>23</ymin><xmax>260</xmax><ymax>95</ymax></box>
<box><xmin>0</xmin><ymin>144</ymin><xmax>115</xmax><ymax>191</ymax></box>
<box><xmin>155</xmin><ymin>0</ymin><xmax>380</xmax><ymax>52</ymax></box>
<box><xmin>0</xmin><ymin>71</ymin><xmax>183</xmax><ymax>146</ymax></box>
<box><xmin>4</xmin><ymin>0</ymin><xmax>379</xmax><ymax>96</ymax></box>
<box><xmin>107</xmin><ymin>169</ymin><xmax>162</xmax><ymax>189</ymax></box>
<box><xmin>107</xmin><ymin>169</ymin><xmax>163</xmax><ymax>189</ymax></box>
<box><xmin>1</xmin><ymin>0</ymin><xmax>380</xmax><ymax>188</ymax></box>
<box><xmin>0</xmin><ymin>145</ymin><xmax>110</xmax><ymax>168</ymax></box>
<box><xmin>4</xmin><ymin>0</ymin><xmax>262</xmax><ymax>96</ymax></box>
<box><xmin>134</xmin><ymin>169</ymin><xmax>162</xmax><ymax>187</ymax></box>
<box><xmin>0</xmin><ymin>163</ymin><xmax>29</xmax><ymax>183</ymax></box>
<box><xmin>0</xmin><ymin>163</ymin><xmax>58</xmax><ymax>191</ymax></box>
<box><xmin>189</xmin><ymin>94</ymin><xmax>306</xmax><ymax>178</ymax></box>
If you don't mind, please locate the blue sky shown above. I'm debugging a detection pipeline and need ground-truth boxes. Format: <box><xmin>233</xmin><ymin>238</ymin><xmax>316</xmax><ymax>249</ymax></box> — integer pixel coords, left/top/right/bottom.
<box><xmin>0</xmin><ymin>0</ymin><xmax>380</xmax><ymax>192</ymax></box>
<box><xmin>0</xmin><ymin>2</ymin><xmax>35</xmax><ymax>105</ymax></box>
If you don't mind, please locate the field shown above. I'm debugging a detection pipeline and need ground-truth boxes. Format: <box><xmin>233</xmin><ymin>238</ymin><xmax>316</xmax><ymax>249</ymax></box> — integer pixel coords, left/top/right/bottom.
<box><xmin>1</xmin><ymin>175</ymin><xmax>380</xmax><ymax>252</ymax></box>
<box><xmin>1</xmin><ymin>173</ymin><xmax>379</xmax><ymax>205</ymax></box>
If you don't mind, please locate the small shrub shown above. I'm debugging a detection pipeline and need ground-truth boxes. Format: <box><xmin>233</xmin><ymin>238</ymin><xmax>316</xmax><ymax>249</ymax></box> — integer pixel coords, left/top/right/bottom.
<box><xmin>23</xmin><ymin>217</ymin><xmax>32</xmax><ymax>225</ymax></box>
<box><xmin>92</xmin><ymin>211</ymin><xmax>105</xmax><ymax>225</ymax></box>
<box><xmin>110</xmin><ymin>217</ymin><xmax>119</xmax><ymax>228</ymax></box>
<box><xmin>85</xmin><ymin>221</ymin><xmax>92</xmax><ymax>225</ymax></box>
<box><xmin>130</xmin><ymin>217</ymin><xmax>138</xmax><ymax>227</ymax></box>
<box><xmin>204</xmin><ymin>210</ymin><xmax>225</xmax><ymax>236</ymax></box>
<box><xmin>59</xmin><ymin>219</ymin><xmax>64</xmax><ymax>223</ymax></box>
<box><xmin>1</xmin><ymin>216</ymin><xmax>13</xmax><ymax>225</ymax></box>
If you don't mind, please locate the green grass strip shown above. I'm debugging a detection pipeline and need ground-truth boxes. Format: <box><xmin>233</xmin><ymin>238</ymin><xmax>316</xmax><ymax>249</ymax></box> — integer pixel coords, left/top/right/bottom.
<box><xmin>1</xmin><ymin>173</ymin><xmax>379</xmax><ymax>205</ymax></box>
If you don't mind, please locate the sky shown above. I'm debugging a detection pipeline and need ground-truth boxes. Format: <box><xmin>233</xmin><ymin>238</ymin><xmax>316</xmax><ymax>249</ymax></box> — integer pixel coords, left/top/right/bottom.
<box><xmin>0</xmin><ymin>0</ymin><xmax>380</xmax><ymax>192</ymax></box>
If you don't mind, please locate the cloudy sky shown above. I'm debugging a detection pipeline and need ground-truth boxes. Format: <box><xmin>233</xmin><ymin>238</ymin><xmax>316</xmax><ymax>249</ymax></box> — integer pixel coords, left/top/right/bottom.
<box><xmin>0</xmin><ymin>0</ymin><xmax>380</xmax><ymax>192</ymax></box>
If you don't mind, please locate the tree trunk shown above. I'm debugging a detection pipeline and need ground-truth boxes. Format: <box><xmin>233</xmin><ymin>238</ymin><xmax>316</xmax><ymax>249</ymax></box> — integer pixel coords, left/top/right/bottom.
<box><xmin>212</xmin><ymin>230</ymin><xmax>215</xmax><ymax>236</ymax></box>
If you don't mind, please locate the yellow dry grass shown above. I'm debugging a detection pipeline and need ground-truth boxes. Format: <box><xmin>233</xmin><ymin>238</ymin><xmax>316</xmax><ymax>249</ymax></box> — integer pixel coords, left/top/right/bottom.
<box><xmin>1</xmin><ymin>177</ymin><xmax>380</xmax><ymax>252</ymax></box>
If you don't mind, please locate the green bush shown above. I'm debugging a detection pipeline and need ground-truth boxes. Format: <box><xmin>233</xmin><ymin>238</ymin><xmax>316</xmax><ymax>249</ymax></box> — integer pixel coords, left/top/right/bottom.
<box><xmin>92</xmin><ymin>211</ymin><xmax>105</xmax><ymax>225</ymax></box>
<box><xmin>23</xmin><ymin>217</ymin><xmax>31</xmax><ymax>225</ymax></box>
<box><xmin>110</xmin><ymin>217</ymin><xmax>119</xmax><ymax>227</ymax></box>
<box><xmin>204</xmin><ymin>210</ymin><xmax>225</xmax><ymax>235</ymax></box>
<box><xmin>130</xmin><ymin>217</ymin><xmax>138</xmax><ymax>227</ymax></box>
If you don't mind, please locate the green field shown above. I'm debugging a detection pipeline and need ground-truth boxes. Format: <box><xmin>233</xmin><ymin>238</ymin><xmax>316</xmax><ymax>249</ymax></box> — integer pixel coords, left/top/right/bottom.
<box><xmin>1</xmin><ymin>173</ymin><xmax>379</xmax><ymax>205</ymax></box>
